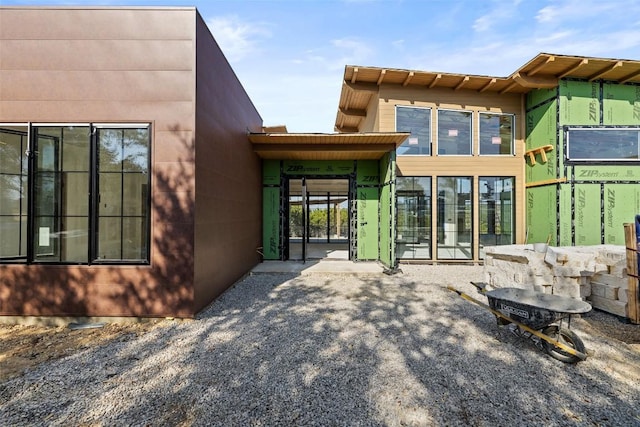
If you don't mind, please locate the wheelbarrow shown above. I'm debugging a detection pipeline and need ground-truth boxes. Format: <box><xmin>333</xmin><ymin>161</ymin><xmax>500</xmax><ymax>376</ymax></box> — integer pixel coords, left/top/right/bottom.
<box><xmin>448</xmin><ymin>282</ymin><xmax>592</xmax><ymax>363</ymax></box>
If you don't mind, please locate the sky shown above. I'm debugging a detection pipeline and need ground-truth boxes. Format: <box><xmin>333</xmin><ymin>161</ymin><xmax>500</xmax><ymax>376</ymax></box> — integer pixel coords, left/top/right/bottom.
<box><xmin>3</xmin><ymin>0</ymin><xmax>640</xmax><ymax>132</ymax></box>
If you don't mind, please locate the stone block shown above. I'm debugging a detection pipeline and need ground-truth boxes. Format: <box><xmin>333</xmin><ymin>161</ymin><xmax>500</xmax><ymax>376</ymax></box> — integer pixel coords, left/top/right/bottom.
<box><xmin>580</xmin><ymin>284</ymin><xmax>591</xmax><ymax>298</ymax></box>
<box><xmin>591</xmin><ymin>272</ymin><xmax>627</xmax><ymax>288</ymax></box>
<box><xmin>588</xmin><ymin>295</ymin><xmax>627</xmax><ymax>317</ymax></box>
<box><xmin>552</xmin><ymin>266</ymin><xmax>591</xmax><ymax>278</ymax></box>
<box><xmin>618</xmin><ymin>288</ymin><xmax>629</xmax><ymax>303</ymax></box>
<box><xmin>590</xmin><ymin>281</ymin><xmax>619</xmax><ymax>300</ymax></box>
<box><xmin>552</xmin><ymin>276</ymin><xmax>581</xmax><ymax>298</ymax></box>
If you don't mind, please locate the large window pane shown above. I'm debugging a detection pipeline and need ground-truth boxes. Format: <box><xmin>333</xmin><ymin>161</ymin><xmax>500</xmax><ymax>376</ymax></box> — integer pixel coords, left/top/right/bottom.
<box><xmin>96</xmin><ymin>127</ymin><xmax>150</xmax><ymax>262</ymax></box>
<box><xmin>33</xmin><ymin>126</ymin><xmax>90</xmax><ymax>263</ymax></box>
<box><xmin>438</xmin><ymin>110</ymin><xmax>472</xmax><ymax>155</ymax></box>
<box><xmin>397</xmin><ymin>177</ymin><xmax>431</xmax><ymax>259</ymax></box>
<box><xmin>567</xmin><ymin>128</ymin><xmax>640</xmax><ymax>161</ymax></box>
<box><xmin>437</xmin><ymin>177</ymin><xmax>472</xmax><ymax>259</ymax></box>
<box><xmin>480</xmin><ymin>113</ymin><xmax>513</xmax><ymax>155</ymax></box>
<box><xmin>0</xmin><ymin>127</ymin><xmax>28</xmax><ymax>259</ymax></box>
<box><xmin>396</xmin><ymin>106</ymin><xmax>431</xmax><ymax>155</ymax></box>
<box><xmin>479</xmin><ymin>177</ymin><xmax>515</xmax><ymax>259</ymax></box>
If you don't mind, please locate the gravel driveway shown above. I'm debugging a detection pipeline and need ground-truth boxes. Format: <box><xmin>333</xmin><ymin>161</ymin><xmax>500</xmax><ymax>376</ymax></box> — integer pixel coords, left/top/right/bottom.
<box><xmin>1</xmin><ymin>265</ymin><xmax>639</xmax><ymax>426</ymax></box>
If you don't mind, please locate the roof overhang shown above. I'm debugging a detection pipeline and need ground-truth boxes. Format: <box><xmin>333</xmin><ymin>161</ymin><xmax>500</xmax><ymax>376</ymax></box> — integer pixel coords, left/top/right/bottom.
<box><xmin>336</xmin><ymin>53</ymin><xmax>640</xmax><ymax>132</ymax></box>
<box><xmin>248</xmin><ymin>132</ymin><xmax>409</xmax><ymax>160</ymax></box>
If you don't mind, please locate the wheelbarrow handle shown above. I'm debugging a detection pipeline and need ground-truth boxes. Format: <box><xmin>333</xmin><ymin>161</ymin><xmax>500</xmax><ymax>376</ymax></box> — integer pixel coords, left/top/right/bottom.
<box><xmin>447</xmin><ymin>286</ymin><xmax>588</xmax><ymax>361</ymax></box>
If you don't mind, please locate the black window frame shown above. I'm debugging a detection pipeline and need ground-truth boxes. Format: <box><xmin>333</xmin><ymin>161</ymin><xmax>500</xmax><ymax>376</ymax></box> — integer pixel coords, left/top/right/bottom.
<box><xmin>0</xmin><ymin>123</ymin><xmax>151</xmax><ymax>265</ymax></box>
<box><xmin>565</xmin><ymin>126</ymin><xmax>640</xmax><ymax>163</ymax></box>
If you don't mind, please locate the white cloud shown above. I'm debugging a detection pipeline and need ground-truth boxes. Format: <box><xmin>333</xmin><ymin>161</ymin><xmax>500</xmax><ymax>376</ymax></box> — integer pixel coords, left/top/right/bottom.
<box><xmin>331</xmin><ymin>38</ymin><xmax>375</xmax><ymax>67</ymax></box>
<box><xmin>206</xmin><ymin>15</ymin><xmax>272</xmax><ymax>62</ymax></box>
<box><xmin>473</xmin><ymin>0</ymin><xmax>522</xmax><ymax>32</ymax></box>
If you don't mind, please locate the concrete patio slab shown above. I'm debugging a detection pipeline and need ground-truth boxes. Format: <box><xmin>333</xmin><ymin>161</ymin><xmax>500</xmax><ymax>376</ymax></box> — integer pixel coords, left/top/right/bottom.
<box><xmin>251</xmin><ymin>260</ymin><xmax>384</xmax><ymax>274</ymax></box>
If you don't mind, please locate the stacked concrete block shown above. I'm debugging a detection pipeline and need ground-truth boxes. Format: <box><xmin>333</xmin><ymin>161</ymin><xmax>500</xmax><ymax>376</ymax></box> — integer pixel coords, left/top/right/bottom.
<box><xmin>484</xmin><ymin>245</ymin><xmax>628</xmax><ymax>311</ymax></box>
<box><xmin>589</xmin><ymin>272</ymin><xmax>629</xmax><ymax>317</ymax></box>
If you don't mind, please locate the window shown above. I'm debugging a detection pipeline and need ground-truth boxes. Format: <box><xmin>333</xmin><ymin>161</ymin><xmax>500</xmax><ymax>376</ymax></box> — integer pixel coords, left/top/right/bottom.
<box><xmin>438</xmin><ymin>110</ymin><xmax>472</xmax><ymax>155</ymax></box>
<box><xmin>480</xmin><ymin>113</ymin><xmax>514</xmax><ymax>155</ymax></box>
<box><xmin>437</xmin><ymin>177</ymin><xmax>472</xmax><ymax>259</ymax></box>
<box><xmin>396</xmin><ymin>177</ymin><xmax>431</xmax><ymax>259</ymax></box>
<box><xmin>396</xmin><ymin>106</ymin><xmax>431</xmax><ymax>155</ymax></box>
<box><xmin>0</xmin><ymin>123</ymin><xmax>150</xmax><ymax>264</ymax></box>
<box><xmin>0</xmin><ymin>126</ymin><xmax>28</xmax><ymax>260</ymax></box>
<box><xmin>567</xmin><ymin>128</ymin><xmax>640</xmax><ymax>161</ymax></box>
<box><xmin>479</xmin><ymin>177</ymin><xmax>515</xmax><ymax>259</ymax></box>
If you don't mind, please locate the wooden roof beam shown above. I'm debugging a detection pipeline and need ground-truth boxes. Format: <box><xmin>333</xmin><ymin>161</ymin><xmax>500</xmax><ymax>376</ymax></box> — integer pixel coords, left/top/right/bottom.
<box><xmin>499</xmin><ymin>81</ymin><xmax>519</xmax><ymax>94</ymax></box>
<box><xmin>402</xmin><ymin>71</ymin><xmax>415</xmax><ymax>86</ymax></box>
<box><xmin>343</xmin><ymin>81</ymin><xmax>379</xmax><ymax>92</ymax></box>
<box><xmin>428</xmin><ymin>73</ymin><xmax>442</xmax><ymax>88</ymax></box>
<box><xmin>528</xmin><ymin>55</ymin><xmax>555</xmax><ymax>76</ymax></box>
<box><xmin>454</xmin><ymin>76</ymin><xmax>470</xmax><ymax>90</ymax></box>
<box><xmin>376</xmin><ymin>69</ymin><xmax>387</xmax><ymax>85</ymax></box>
<box><xmin>479</xmin><ymin>78</ymin><xmax>497</xmax><ymax>93</ymax></box>
<box><xmin>350</xmin><ymin>67</ymin><xmax>359</xmax><ymax>84</ymax></box>
<box><xmin>339</xmin><ymin>107</ymin><xmax>367</xmax><ymax>117</ymax></box>
<box><xmin>588</xmin><ymin>61</ymin><xmax>623</xmax><ymax>81</ymax></box>
<box><xmin>513</xmin><ymin>72</ymin><xmax>558</xmax><ymax>89</ymax></box>
<box><xmin>620</xmin><ymin>69</ymin><xmax>640</xmax><ymax>84</ymax></box>
<box><xmin>557</xmin><ymin>58</ymin><xmax>588</xmax><ymax>78</ymax></box>
<box><xmin>334</xmin><ymin>125</ymin><xmax>360</xmax><ymax>133</ymax></box>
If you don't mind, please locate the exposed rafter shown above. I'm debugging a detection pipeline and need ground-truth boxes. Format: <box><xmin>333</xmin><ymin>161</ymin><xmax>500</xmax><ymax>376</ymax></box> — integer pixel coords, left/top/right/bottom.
<box><xmin>557</xmin><ymin>58</ymin><xmax>588</xmax><ymax>78</ymax></box>
<box><xmin>402</xmin><ymin>71</ymin><xmax>414</xmax><ymax>86</ymax></box>
<box><xmin>499</xmin><ymin>81</ymin><xmax>519</xmax><ymax>94</ymax></box>
<box><xmin>376</xmin><ymin>69</ymin><xmax>387</xmax><ymax>85</ymax></box>
<box><xmin>479</xmin><ymin>78</ymin><xmax>497</xmax><ymax>93</ymax></box>
<box><xmin>588</xmin><ymin>61</ymin><xmax>623</xmax><ymax>81</ymax></box>
<box><xmin>339</xmin><ymin>107</ymin><xmax>367</xmax><ymax>117</ymax></box>
<box><xmin>344</xmin><ymin>81</ymin><xmax>379</xmax><ymax>92</ymax></box>
<box><xmin>620</xmin><ymin>69</ymin><xmax>640</xmax><ymax>84</ymax></box>
<box><xmin>350</xmin><ymin>67</ymin><xmax>359</xmax><ymax>84</ymax></box>
<box><xmin>428</xmin><ymin>73</ymin><xmax>442</xmax><ymax>88</ymax></box>
<box><xmin>512</xmin><ymin>72</ymin><xmax>558</xmax><ymax>89</ymax></box>
<box><xmin>528</xmin><ymin>55</ymin><xmax>555</xmax><ymax>76</ymax></box>
<box><xmin>454</xmin><ymin>76</ymin><xmax>470</xmax><ymax>90</ymax></box>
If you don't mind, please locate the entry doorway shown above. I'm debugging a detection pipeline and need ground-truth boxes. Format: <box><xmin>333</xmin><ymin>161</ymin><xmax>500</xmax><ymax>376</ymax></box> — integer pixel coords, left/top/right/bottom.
<box><xmin>287</xmin><ymin>178</ymin><xmax>350</xmax><ymax>261</ymax></box>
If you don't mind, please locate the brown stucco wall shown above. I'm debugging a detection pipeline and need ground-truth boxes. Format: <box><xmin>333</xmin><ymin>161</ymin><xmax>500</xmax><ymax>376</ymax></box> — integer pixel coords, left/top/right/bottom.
<box><xmin>192</xmin><ymin>14</ymin><xmax>263</xmax><ymax>313</ymax></box>
<box><xmin>0</xmin><ymin>7</ymin><xmax>199</xmax><ymax>317</ymax></box>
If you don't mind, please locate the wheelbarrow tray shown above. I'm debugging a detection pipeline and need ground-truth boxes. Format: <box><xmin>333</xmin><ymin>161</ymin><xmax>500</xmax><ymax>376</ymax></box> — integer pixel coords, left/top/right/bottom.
<box><xmin>486</xmin><ymin>287</ymin><xmax>592</xmax><ymax>330</ymax></box>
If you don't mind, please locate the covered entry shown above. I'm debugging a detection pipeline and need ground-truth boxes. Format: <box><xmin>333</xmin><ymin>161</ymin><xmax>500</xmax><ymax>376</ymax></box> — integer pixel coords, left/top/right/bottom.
<box><xmin>249</xmin><ymin>132</ymin><xmax>408</xmax><ymax>268</ymax></box>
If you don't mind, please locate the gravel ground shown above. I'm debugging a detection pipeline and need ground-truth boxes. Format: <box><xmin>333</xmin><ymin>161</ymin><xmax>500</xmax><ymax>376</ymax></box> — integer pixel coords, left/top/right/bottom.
<box><xmin>1</xmin><ymin>264</ymin><xmax>639</xmax><ymax>426</ymax></box>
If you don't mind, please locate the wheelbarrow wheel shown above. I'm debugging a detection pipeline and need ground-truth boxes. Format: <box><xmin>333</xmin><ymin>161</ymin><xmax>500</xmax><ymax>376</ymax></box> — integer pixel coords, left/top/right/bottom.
<box><xmin>541</xmin><ymin>325</ymin><xmax>585</xmax><ymax>364</ymax></box>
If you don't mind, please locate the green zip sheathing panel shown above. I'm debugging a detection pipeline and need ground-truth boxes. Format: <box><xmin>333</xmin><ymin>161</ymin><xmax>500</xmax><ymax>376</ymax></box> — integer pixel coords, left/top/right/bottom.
<box><xmin>574</xmin><ymin>165</ymin><xmax>640</xmax><ymax>181</ymax></box>
<box><xmin>604</xmin><ymin>184</ymin><xmax>640</xmax><ymax>245</ymax></box>
<box><xmin>526</xmin><ymin>92</ymin><xmax>557</xmax><ymax>183</ymax></box>
<box><xmin>526</xmin><ymin>81</ymin><xmax>640</xmax><ymax>248</ymax></box>
<box><xmin>559</xmin><ymin>80</ymin><xmax>600</xmax><ymax>125</ymax></box>
<box><xmin>262</xmin><ymin>160</ymin><xmax>281</xmax><ymax>260</ymax></box>
<box><xmin>526</xmin><ymin>87</ymin><xmax>556</xmax><ymax>109</ymax></box>
<box><xmin>559</xmin><ymin>184</ymin><xmax>572</xmax><ymax>246</ymax></box>
<box><xmin>357</xmin><ymin>160</ymin><xmax>380</xmax><ymax>260</ymax></box>
<box><xmin>263</xmin><ymin>159</ymin><xmax>280</xmax><ymax>185</ymax></box>
<box><xmin>283</xmin><ymin>160</ymin><xmax>354</xmax><ymax>175</ymax></box>
<box><xmin>526</xmin><ymin>185</ymin><xmax>557</xmax><ymax>244</ymax></box>
<box><xmin>603</xmin><ymin>83</ymin><xmax>640</xmax><ymax>124</ymax></box>
<box><xmin>574</xmin><ymin>184</ymin><xmax>602</xmax><ymax>246</ymax></box>
<box><xmin>262</xmin><ymin>187</ymin><xmax>280</xmax><ymax>259</ymax></box>
<box><xmin>379</xmin><ymin>152</ymin><xmax>396</xmax><ymax>268</ymax></box>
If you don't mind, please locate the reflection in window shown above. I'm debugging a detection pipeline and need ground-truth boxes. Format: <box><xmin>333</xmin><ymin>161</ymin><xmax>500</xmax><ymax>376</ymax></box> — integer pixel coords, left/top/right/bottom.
<box><xmin>567</xmin><ymin>128</ymin><xmax>640</xmax><ymax>161</ymax></box>
<box><xmin>396</xmin><ymin>106</ymin><xmax>431</xmax><ymax>155</ymax></box>
<box><xmin>437</xmin><ymin>177</ymin><xmax>472</xmax><ymax>259</ymax></box>
<box><xmin>97</xmin><ymin>128</ymin><xmax>149</xmax><ymax>261</ymax></box>
<box><xmin>438</xmin><ymin>110</ymin><xmax>472</xmax><ymax>155</ymax></box>
<box><xmin>479</xmin><ymin>177</ymin><xmax>515</xmax><ymax>259</ymax></box>
<box><xmin>480</xmin><ymin>113</ymin><xmax>514</xmax><ymax>155</ymax></box>
<box><xmin>33</xmin><ymin>126</ymin><xmax>90</xmax><ymax>263</ymax></box>
<box><xmin>0</xmin><ymin>127</ymin><xmax>28</xmax><ymax>260</ymax></box>
<box><xmin>396</xmin><ymin>177</ymin><xmax>431</xmax><ymax>259</ymax></box>
<box><xmin>0</xmin><ymin>123</ymin><xmax>150</xmax><ymax>265</ymax></box>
